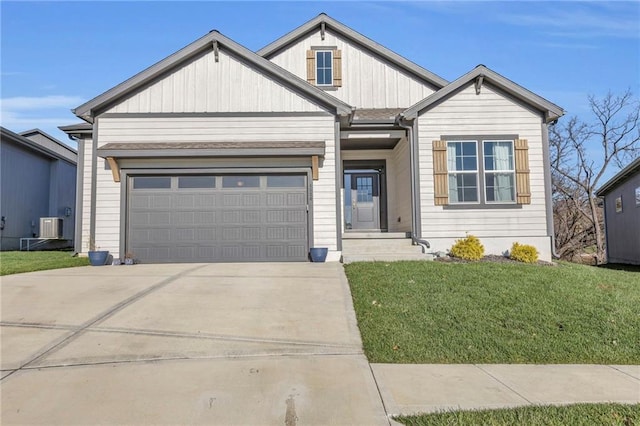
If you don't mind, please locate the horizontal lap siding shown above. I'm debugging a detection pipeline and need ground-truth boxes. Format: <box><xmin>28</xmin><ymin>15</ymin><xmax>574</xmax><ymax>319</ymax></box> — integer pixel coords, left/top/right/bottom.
<box><xmin>418</xmin><ymin>84</ymin><xmax>548</xmax><ymax>240</ymax></box>
<box><xmin>106</xmin><ymin>49</ymin><xmax>323</xmax><ymax>114</ymax></box>
<box><xmin>93</xmin><ymin>116</ymin><xmax>337</xmax><ymax>256</ymax></box>
<box><xmin>268</xmin><ymin>29</ymin><xmax>435</xmax><ymax>108</ymax></box>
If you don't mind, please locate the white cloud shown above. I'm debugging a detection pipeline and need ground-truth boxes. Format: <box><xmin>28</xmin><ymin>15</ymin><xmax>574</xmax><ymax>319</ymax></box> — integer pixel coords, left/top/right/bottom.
<box><xmin>496</xmin><ymin>3</ymin><xmax>640</xmax><ymax>39</ymax></box>
<box><xmin>0</xmin><ymin>95</ymin><xmax>86</xmax><ymax>144</ymax></box>
<box><xmin>1</xmin><ymin>95</ymin><xmax>85</xmax><ymax>111</ymax></box>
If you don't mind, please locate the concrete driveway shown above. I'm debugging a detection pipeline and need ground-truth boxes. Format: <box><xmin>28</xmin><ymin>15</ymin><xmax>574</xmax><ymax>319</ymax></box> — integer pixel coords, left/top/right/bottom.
<box><xmin>1</xmin><ymin>263</ymin><xmax>389</xmax><ymax>425</ymax></box>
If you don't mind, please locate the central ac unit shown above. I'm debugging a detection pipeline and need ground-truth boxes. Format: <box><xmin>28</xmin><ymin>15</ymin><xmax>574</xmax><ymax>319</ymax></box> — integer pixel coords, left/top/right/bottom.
<box><xmin>40</xmin><ymin>217</ymin><xmax>63</xmax><ymax>239</ymax></box>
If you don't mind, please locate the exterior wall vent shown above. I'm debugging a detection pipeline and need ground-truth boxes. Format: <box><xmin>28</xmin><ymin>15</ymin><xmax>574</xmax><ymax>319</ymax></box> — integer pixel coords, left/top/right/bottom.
<box><xmin>40</xmin><ymin>217</ymin><xmax>63</xmax><ymax>239</ymax></box>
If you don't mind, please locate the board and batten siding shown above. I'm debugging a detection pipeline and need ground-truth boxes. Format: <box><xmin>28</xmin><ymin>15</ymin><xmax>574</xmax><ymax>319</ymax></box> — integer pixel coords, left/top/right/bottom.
<box><xmin>417</xmin><ymin>84</ymin><xmax>552</xmax><ymax>260</ymax></box>
<box><xmin>105</xmin><ymin>48</ymin><xmax>323</xmax><ymax>114</ymax></box>
<box><xmin>93</xmin><ymin>115</ymin><xmax>338</xmax><ymax>257</ymax></box>
<box><xmin>267</xmin><ymin>29</ymin><xmax>436</xmax><ymax>109</ymax></box>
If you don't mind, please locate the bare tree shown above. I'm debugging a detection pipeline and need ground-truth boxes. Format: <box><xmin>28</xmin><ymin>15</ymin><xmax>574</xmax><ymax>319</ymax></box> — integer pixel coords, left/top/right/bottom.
<box><xmin>550</xmin><ymin>90</ymin><xmax>640</xmax><ymax>264</ymax></box>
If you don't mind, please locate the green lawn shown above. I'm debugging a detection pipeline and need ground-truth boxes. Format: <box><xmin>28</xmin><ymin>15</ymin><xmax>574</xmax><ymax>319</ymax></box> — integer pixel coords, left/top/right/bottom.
<box><xmin>0</xmin><ymin>251</ymin><xmax>89</xmax><ymax>276</ymax></box>
<box><xmin>344</xmin><ymin>261</ymin><xmax>640</xmax><ymax>364</ymax></box>
<box><xmin>395</xmin><ymin>403</ymin><xmax>640</xmax><ymax>426</ymax></box>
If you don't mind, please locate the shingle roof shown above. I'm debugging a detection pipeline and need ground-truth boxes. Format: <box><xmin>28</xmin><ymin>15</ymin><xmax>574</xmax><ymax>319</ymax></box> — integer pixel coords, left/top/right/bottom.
<box><xmin>352</xmin><ymin>108</ymin><xmax>404</xmax><ymax>122</ymax></box>
<box><xmin>96</xmin><ymin>141</ymin><xmax>326</xmax><ymax>158</ymax></box>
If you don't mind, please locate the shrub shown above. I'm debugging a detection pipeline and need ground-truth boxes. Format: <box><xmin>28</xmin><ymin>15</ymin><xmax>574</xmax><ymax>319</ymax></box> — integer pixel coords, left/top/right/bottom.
<box><xmin>450</xmin><ymin>235</ymin><xmax>484</xmax><ymax>261</ymax></box>
<box><xmin>510</xmin><ymin>242</ymin><xmax>539</xmax><ymax>263</ymax></box>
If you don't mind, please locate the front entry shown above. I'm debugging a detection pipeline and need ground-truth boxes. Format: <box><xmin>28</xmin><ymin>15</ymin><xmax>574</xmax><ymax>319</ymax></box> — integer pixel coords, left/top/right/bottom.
<box><xmin>350</xmin><ymin>173</ymin><xmax>379</xmax><ymax>229</ymax></box>
<box><xmin>343</xmin><ymin>161</ymin><xmax>387</xmax><ymax>231</ymax></box>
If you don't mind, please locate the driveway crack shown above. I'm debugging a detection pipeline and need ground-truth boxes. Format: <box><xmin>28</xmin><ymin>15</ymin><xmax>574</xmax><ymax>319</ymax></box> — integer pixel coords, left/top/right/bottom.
<box><xmin>1</xmin><ymin>264</ymin><xmax>208</xmax><ymax>381</ymax></box>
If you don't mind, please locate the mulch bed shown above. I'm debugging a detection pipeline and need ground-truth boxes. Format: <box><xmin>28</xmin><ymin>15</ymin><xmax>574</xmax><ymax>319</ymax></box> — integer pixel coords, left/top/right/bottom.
<box><xmin>434</xmin><ymin>254</ymin><xmax>555</xmax><ymax>266</ymax></box>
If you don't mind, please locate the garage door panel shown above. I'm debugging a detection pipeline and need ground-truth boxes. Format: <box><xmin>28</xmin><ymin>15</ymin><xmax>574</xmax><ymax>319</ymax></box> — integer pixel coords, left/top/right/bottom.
<box><xmin>287</xmin><ymin>193</ymin><xmax>307</xmax><ymax>205</ymax></box>
<box><xmin>151</xmin><ymin>196</ymin><xmax>172</xmax><ymax>209</ymax></box>
<box><xmin>128</xmin><ymin>174</ymin><xmax>309</xmax><ymax>263</ymax></box>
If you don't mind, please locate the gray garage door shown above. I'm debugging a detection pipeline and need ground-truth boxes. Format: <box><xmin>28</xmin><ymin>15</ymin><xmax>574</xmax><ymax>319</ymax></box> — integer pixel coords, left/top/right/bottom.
<box><xmin>127</xmin><ymin>174</ymin><xmax>309</xmax><ymax>263</ymax></box>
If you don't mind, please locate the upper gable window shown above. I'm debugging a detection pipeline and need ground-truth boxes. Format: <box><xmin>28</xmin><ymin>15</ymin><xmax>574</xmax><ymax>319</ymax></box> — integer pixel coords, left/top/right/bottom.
<box><xmin>316</xmin><ymin>51</ymin><xmax>333</xmax><ymax>86</ymax></box>
<box><xmin>306</xmin><ymin>48</ymin><xmax>342</xmax><ymax>88</ymax></box>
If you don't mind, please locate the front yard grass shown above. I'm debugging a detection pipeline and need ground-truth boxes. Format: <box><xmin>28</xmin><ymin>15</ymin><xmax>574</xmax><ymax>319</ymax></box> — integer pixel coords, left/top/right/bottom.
<box><xmin>0</xmin><ymin>251</ymin><xmax>89</xmax><ymax>276</ymax></box>
<box><xmin>394</xmin><ymin>403</ymin><xmax>640</xmax><ymax>426</ymax></box>
<box><xmin>345</xmin><ymin>261</ymin><xmax>640</xmax><ymax>364</ymax></box>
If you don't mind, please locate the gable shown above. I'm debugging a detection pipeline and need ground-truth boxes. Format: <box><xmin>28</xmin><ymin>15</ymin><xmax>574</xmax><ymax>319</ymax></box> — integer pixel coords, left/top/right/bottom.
<box><xmin>105</xmin><ymin>48</ymin><xmax>325</xmax><ymax>114</ymax></box>
<box><xmin>266</xmin><ymin>27</ymin><xmax>438</xmax><ymax>109</ymax></box>
<box><xmin>73</xmin><ymin>30</ymin><xmax>352</xmax><ymax>121</ymax></box>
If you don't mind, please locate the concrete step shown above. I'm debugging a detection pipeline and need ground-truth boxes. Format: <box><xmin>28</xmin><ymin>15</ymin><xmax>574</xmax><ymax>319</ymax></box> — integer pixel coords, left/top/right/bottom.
<box><xmin>342</xmin><ymin>239</ymin><xmax>421</xmax><ymax>252</ymax></box>
<box><xmin>342</xmin><ymin>253</ymin><xmax>434</xmax><ymax>263</ymax></box>
<box><xmin>343</xmin><ymin>232</ymin><xmax>410</xmax><ymax>239</ymax></box>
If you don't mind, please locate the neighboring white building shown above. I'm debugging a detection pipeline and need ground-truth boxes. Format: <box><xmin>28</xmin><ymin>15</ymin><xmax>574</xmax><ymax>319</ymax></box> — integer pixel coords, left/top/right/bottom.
<box><xmin>61</xmin><ymin>14</ymin><xmax>563</xmax><ymax>263</ymax></box>
<box><xmin>0</xmin><ymin>127</ymin><xmax>77</xmax><ymax>250</ymax></box>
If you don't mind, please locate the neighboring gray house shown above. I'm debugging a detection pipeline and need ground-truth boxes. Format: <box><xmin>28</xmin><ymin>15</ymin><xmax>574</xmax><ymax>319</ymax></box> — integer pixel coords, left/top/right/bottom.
<box><xmin>596</xmin><ymin>158</ymin><xmax>640</xmax><ymax>265</ymax></box>
<box><xmin>0</xmin><ymin>127</ymin><xmax>77</xmax><ymax>250</ymax></box>
<box><xmin>61</xmin><ymin>13</ymin><xmax>563</xmax><ymax>263</ymax></box>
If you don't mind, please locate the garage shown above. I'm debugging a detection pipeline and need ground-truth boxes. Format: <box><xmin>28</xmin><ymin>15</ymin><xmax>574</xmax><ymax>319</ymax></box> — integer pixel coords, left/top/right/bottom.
<box><xmin>127</xmin><ymin>173</ymin><xmax>309</xmax><ymax>263</ymax></box>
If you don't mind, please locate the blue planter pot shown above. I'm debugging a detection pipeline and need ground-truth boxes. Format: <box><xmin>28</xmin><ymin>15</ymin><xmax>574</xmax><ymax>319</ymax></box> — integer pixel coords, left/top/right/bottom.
<box><xmin>88</xmin><ymin>250</ymin><xmax>109</xmax><ymax>266</ymax></box>
<box><xmin>309</xmin><ymin>247</ymin><xmax>328</xmax><ymax>262</ymax></box>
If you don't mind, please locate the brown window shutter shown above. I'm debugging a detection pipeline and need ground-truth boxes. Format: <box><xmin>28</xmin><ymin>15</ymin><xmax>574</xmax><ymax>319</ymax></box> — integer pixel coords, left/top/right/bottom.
<box><xmin>432</xmin><ymin>140</ymin><xmax>449</xmax><ymax>205</ymax></box>
<box><xmin>306</xmin><ymin>50</ymin><xmax>316</xmax><ymax>84</ymax></box>
<box><xmin>332</xmin><ymin>49</ymin><xmax>342</xmax><ymax>87</ymax></box>
<box><xmin>515</xmin><ymin>138</ymin><xmax>531</xmax><ymax>204</ymax></box>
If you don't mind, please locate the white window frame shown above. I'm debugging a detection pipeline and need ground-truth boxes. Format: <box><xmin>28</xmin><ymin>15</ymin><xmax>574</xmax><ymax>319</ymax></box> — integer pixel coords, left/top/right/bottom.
<box><xmin>315</xmin><ymin>50</ymin><xmax>333</xmax><ymax>86</ymax></box>
<box><xmin>447</xmin><ymin>140</ymin><xmax>480</xmax><ymax>204</ymax></box>
<box><xmin>482</xmin><ymin>140</ymin><xmax>516</xmax><ymax>204</ymax></box>
<box><xmin>446</xmin><ymin>138</ymin><xmax>517</xmax><ymax>205</ymax></box>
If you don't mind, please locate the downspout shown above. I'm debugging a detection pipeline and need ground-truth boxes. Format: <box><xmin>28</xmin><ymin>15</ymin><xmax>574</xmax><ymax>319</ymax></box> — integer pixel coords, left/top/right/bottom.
<box><xmin>396</xmin><ymin>116</ymin><xmax>430</xmax><ymax>252</ymax></box>
<box><xmin>543</xmin><ymin>118</ymin><xmax>560</xmax><ymax>259</ymax></box>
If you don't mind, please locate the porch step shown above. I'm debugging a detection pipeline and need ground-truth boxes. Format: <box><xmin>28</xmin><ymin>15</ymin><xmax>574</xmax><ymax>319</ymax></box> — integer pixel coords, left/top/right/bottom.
<box><xmin>341</xmin><ymin>234</ymin><xmax>433</xmax><ymax>263</ymax></box>
<box><xmin>342</xmin><ymin>253</ymin><xmax>434</xmax><ymax>264</ymax></box>
<box><xmin>343</xmin><ymin>232</ymin><xmax>410</xmax><ymax>239</ymax></box>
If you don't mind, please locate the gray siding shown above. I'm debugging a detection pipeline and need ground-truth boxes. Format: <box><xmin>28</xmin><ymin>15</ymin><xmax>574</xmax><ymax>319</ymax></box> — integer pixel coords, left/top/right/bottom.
<box><xmin>0</xmin><ymin>139</ymin><xmax>76</xmax><ymax>250</ymax></box>
<box><xmin>603</xmin><ymin>172</ymin><xmax>640</xmax><ymax>265</ymax></box>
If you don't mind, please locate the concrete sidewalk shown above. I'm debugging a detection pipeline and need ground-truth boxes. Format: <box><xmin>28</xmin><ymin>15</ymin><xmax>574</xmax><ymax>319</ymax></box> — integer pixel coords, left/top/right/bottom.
<box><xmin>372</xmin><ymin>363</ymin><xmax>640</xmax><ymax>417</ymax></box>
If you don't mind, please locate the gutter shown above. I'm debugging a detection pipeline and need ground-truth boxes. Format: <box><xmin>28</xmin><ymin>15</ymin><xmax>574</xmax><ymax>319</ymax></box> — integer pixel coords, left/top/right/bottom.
<box><xmin>396</xmin><ymin>116</ymin><xmax>430</xmax><ymax>252</ymax></box>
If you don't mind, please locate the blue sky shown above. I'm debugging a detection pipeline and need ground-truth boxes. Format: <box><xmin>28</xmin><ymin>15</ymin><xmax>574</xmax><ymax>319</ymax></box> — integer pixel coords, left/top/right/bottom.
<box><xmin>1</xmin><ymin>1</ymin><xmax>639</xmax><ymax>147</ymax></box>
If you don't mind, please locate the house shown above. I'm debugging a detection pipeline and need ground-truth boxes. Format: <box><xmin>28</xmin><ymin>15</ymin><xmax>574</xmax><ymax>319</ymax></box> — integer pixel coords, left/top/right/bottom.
<box><xmin>61</xmin><ymin>13</ymin><xmax>563</xmax><ymax>263</ymax></box>
<box><xmin>595</xmin><ymin>158</ymin><xmax>640</xmax><ymax>265</ymax></box>
<box><xmin>0</xmin><ymin>127</ymin><xmax>77</xmax><ymax>250</ymax></box>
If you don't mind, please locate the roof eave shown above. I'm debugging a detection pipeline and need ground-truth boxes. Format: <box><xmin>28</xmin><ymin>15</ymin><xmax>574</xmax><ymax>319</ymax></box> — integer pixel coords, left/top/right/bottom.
<box><xmin>73</xmin><ymin>29</ymin><xmax>353</xmax><ymax>120</ymax></box>
<box><xmin>401</xmin><ymin>65</ymin><xmax>565</xmax><ymax>122</ymax></box>
<box><xmin>595</xmin><ymin>158</ymin><xmax>640</xmax><ymax>196</ymax></box>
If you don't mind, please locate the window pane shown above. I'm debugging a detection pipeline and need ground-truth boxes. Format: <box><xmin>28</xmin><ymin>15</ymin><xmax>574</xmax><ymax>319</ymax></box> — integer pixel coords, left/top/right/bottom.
<box><xmin>448</xmin><ymin>173</ymin><xmax>478</xmax><ymax>203</ymax></box>
<box><xmin>485</xmin><ymin>172</ymin><xmax>515</xmax><ymax>202</ymax></box>
<box><xmin>178</xmin><ymin>176</ymin><xmax>216</xmax><ymax>189</ymax></box>
<box><xmin>447</xmin><ymin>141</ymin><xmax>477</xmax><ymax>171</ymax></box>
<box><xmin>484</xmin><ymin>141</ymin><xmax>514</xmax><ymax>171</ymax></box>
<box><xmin>267</xmin><ymin>175</ymin><xmax>306</xmax><ymax>187</ymax></box>
<box><xmin>133</xmin><ymin>177</ymin><xmax>171</xmax><ymax>189</ymax></box>
<box><xmin>463</xmin><ymin>156</ymin><xmax>476</xmax><ymax>171</ymax></box>
<box><xmin>462</xmin><ymin>142</ymin><xmax>477</xmax><ymax>156</ymax></box>
<box><xmin>316</xmin><ymin>51</ymin><xmax>332</xmax><ymax>85</ymax></box>
<box><xmin>222</xmin><ymin>176</ymin><xmax>260</xmax><ymax>188</ymax></box>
